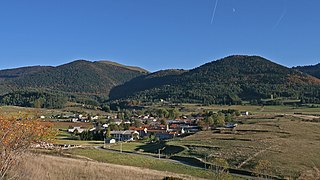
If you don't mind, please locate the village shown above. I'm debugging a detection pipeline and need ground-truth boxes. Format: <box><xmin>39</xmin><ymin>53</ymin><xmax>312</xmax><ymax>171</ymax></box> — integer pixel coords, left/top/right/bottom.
<box><xmin>62</xmin><ymin>109</ymin><xmax>248</xmax><ymax>144</ymax></box>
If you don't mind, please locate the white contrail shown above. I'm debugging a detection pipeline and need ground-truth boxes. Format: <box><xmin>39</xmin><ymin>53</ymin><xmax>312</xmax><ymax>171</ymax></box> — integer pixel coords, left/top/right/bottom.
<box><xmin>273</xmin><ymin>8</ymin><xmax>287</xmax><ymax>30</ymax></box>
<box><xmin>273</xmin><ymin>0</ymin><xmax>287</xmax><ymax>30</ymax></box>
<box><xmin>210</xmin><ymin>0</ymin><xmax>219</xmax><ymax>24</ymax></box>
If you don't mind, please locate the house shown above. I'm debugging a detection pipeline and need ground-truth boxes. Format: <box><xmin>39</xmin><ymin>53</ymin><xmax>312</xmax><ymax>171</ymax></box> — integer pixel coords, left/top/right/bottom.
<box><xmin>129</xmin><ymin>127</ymin><xmax>148</xmax><ymax>138</ymax></box>
<box><xmin>68</xmin><ymin>127</ymin><xmax>86</xmax><ymax>133</ymax></box>
<box><xmin>155</xmin><ymin>132</ymin><xmax>176</xmax><ymax>140</ymax></box>
<box><xmin>180</xmin><ymin>125</ymin><xmax>200</xmax><ymax>133</ymax></box>
<box><xmin>91</xmin><ymin>116</ymin><xmax>99</xmax><ymax>120</ymax></box>
<box><xmin>110</xmin><ymin>130</ymin><xmax>139</xmax><ymax>141</ymax></box>
<box><xmin>123</xmin><ymin>120</ymin><xmax>131</xmax><ymax>124</ymax></box>
<box><xmin>240</xmin><ymin>111</ymin><xmax>249</xmax><ymax>116</ymax></box>
<box><xmin>72</xmin><ymin>118</ymin><xmax>79</xmax><ymax>122</ymax></box>
<box><xmin>105</xmin><ymin>138</ymin><xmax>116</xmax><ymax>144</ymax></box>
<box><xmin>225</xmin><ymin>123</ymin><xmax>238</xmax><ymax>128</ymax></box>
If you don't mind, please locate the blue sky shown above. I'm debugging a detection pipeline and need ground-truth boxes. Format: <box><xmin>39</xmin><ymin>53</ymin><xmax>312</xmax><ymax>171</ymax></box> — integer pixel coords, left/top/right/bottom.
<box><xmin>0</xmin><ymin>0</ymin><xmax>319</xmax><ymax>72</ymax></box>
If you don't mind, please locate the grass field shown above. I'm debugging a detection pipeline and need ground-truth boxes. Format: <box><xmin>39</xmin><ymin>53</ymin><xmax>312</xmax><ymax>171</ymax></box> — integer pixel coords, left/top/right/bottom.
<box><xmin>179</xmin><ymin>104</ymin><xmax>320</xmax><ymax>115</ymax></box>
<box><xmin>104</xmin><ymin>116</ymin><xmax>320</xmax><ymax>178</ymax></box>
<box><xmin>3</xmin><ymin>105</ymin><xmax>320</xmax><ymax>179</ymax></box>
<box><xmin>9</xmin><ymin>154</ymin><xmax>202</xmax><ymax>180</ymax></box>
<box><xmin>169</xmin><ymin>116</ymin><xmax>320</xmax><ymax>178</ymax></box>
<box><xmin>66</xmin><ymin>148</ymin><xmax>218</xmax><ymax>179</ymax></box>
<box><xmin>0</xmin><ymin>105</ymin><xmax>63</xmax><ymax>119</ymax></box>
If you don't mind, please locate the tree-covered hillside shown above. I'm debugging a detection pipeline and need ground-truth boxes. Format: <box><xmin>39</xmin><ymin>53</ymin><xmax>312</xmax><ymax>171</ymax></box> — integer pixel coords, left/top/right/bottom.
<box><xmin>109</xmin><ymin>69</ymin><xmax>187</xmax><ymax>99</ymax></box>
<box><xmin>0</xmin><ymin>60</ymin><xmax>148</xmax><ymax>107</ymax></box>
<box><xmin>0</xmin><ymin>66</ymin><xmax>53</xmax><ymax>81</ymax></box>
<box><xmin>111</xmin><ymin>55</ymin><xmax>320</xmax><ymax>104</ymax></box>
<box><xmin>0</xmin><ymin>60</ymin><xmax>147</xmax><ymax>96</ymax></box>
<box><xmin>293</xmin><ymin>63</ymin><xmax>320</xmax><ymax>78</ymax></box>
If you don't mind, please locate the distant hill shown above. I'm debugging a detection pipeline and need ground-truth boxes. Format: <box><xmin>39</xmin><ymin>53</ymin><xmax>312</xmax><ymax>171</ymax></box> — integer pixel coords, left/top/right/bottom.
<box><xmin>110</xmin><ymin>55</ymin><xmax>320</xmax><ymax>104</ymax></box>
<box><xmin>293</xmin><ymin>63</ymin><xmax>320</xmax><ymax>78</ymax></box>
<box><xmin>1</xmin><ymin>56</ymin><xmax>320</xmax><ymax>108</ymax></box>
<box><xmin>0</xmin><ymin>60</ymin><xmax>148</xmax><ymax>108</ymax></box>
<box><xmin>0</xmin><ymin>66</ymin><xmax>53</xmax><ymax>81</ymax></box>
<box><xmin>110</xmin><ymin>69</ymin><xmax>187</xmax><ymax>99</ymax></box>
<box><xmin>97</xmin><ymin>60</ymin><xmax>149</xmax><ymax>73</ymax></box>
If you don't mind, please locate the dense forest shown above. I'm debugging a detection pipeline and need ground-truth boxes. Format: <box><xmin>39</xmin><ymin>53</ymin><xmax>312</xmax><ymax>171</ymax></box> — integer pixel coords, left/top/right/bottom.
<box><xmin>0</xmin><ymin>60</ymin><xmax>147</xmax><ymax>98</ymax></box>
<box><xmin>294</xmin><ymin>63</ymin><xmax>320</xmax><ymax>79</ymax></box>
<box><xmin>0</xmin><ymin>91</ymin><xmax>67</xmax><ymax>109</ymax></box>
<box><xmin>110</xmin><ymin>55</ymin><xmax>320</xmax><ymax>105</ymax></box>
<box><xmin>0</xmin><ymin>66</ymin><xmax>53</xmax><ymax>82</ymax></box>
<box><xmin>1</xmin><ymin>56</ymin><xmax>320</xmax><ymax>108</ymax></box>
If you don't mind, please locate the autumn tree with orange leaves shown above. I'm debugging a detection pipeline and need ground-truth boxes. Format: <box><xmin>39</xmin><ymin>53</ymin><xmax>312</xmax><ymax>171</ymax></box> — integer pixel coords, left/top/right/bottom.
<box><xmin>0</xmin><ymin>116</ymin><xmax>56</xmax><ymax>179</ymax></box>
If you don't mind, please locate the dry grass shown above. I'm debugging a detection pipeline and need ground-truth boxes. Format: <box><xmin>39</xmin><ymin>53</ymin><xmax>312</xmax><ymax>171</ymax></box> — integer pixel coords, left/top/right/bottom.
<box><xmin>171</xmin><ymin>117</ymin><xmax>320</xmax><ymax>178</ymax></box>
<box><xmin>8</xmin><ymin>154</ymin><xmax>201</xmax><ymax>180</ymax></box>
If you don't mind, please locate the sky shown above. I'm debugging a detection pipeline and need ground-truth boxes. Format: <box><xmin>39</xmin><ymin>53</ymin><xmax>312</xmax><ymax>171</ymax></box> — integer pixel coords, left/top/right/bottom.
<box><xmin>0</xmin><ymin>0</ymin><xmax>319</xmax><ymax>72</ymax></box>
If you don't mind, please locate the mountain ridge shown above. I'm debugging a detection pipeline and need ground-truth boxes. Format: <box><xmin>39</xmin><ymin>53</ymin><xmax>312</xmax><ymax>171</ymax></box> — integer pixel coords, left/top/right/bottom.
<box><xmin>1</xmin><ymin>56</ymin><xmax>320</xmax><ymax>108</ymax></box>
<box><xmin>0</xmin><ymin>60</ymin><xmax>148</xmax><ymax>97</ymax></box>
<box><xmin>293</xmin><ymin>63</ymin><xmax>320</xmax><ymax>78</ymax></box>
<box><xmin>110</xmin><ymin>55</ymin><xmax>320</xmax><ymax>104</ymax></box>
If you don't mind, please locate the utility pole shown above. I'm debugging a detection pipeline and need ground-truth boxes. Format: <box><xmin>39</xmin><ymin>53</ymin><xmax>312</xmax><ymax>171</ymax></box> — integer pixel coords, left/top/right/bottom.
<box><xmin>204</xmin><ymin>156</ymin><xmax>207</xmax><ymax>169</ymax></box>
<box><xmin>158</xmin><ymin>149</ymin><xmax>161</xmax><ymax>159</ymax></box>
<box><xmin>120</xmin><ymin>142</ymin><xmax>122</xmax><ymax>153</ymax></box>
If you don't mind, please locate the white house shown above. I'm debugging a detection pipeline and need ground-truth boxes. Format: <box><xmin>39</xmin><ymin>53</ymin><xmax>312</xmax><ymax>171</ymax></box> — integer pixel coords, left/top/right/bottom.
<box><xmin>240</xmin><ymin>111</ymin><xmax>250</xmax><ymax>116</ymax></box>
<box><xmin>68</xmin><ymin>127</ymin><xmax>85</xmax><ymax>133</ymax></box>
<box><xmin>91</xmin><ymin>116</ymin><xmax>99</xmax><ymax>120</ymax></box>
<box><xmin>105</xmin><ymin>138</ymin><xmax>116</xmax><ymax>144</ymax></box>
<box><xmin>110</xmin><ymin>130</ymin><xmax>139</xmax><ymax>141</ymax></box>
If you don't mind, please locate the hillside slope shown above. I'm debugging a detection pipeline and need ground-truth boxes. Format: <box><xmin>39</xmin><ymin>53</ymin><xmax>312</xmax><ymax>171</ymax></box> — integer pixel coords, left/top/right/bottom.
<box><xmin>0</xmin><ymin>60</ymin><xmax>147</xmax><ymax>96</ymax></box>
<box><xmin>0</xmin><ymin>66</ymin><xmax>53</xmax><ymax>81</ymax></box>
<box><xmin>111</xmin><ymin>55</ymin><xmax>320</xmax><ymax>104</ymax></box>
<box><xmin>110</xmin><ymin>69</ymin><xmax>187</xmax><ymax>99</ymax></box>
<box><xmin>293</xmin><ymin>63</ymin><xmax>320</xmax><ymax>78</ymax></box>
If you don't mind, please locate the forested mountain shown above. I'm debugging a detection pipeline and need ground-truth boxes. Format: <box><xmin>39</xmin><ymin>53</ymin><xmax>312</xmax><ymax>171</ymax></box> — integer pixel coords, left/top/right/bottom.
<box><xmin>110</xmin><ymin>69</ymin><xmax>187</xmax><ymax>99</ymax></box>
<box><xmin>0</xmin><ymin>60</ymin><xmax>148</xmax><ymax>108</ymax></box>
<box><xmin>111</xmin><ymin>55</ymin><xmax>320</xmax><ymax>104</ymax></box>
<box><xmin>293</xmin><ymin>63</ymin><xmax>320</xmax><ymax>78</ymax></box>
<box><xmin>0</xmin><ymin>66</ymin><xmax>52</xmax><ymax>81</ymax></box>
<box><xmin>1</xmin><ymin>56</ymin><xmax>320</xmax><ymax>108</ymax></box>
<box><xmin>98</xmin><ymin>60</ymin><xmax>148</xmax><ymax>73</ymax></box>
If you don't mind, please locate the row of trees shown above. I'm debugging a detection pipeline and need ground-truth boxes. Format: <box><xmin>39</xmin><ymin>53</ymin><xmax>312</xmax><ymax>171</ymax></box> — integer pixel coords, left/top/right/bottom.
<box><xmin>0</xmin><ymin>91</ymin><xmax>67</xmax><ymax>109</ymax></box>
<box><xmin>79</xmin><ymin>130</ymin><xmax>105</xmax><ymax>141</ymax></box>
<box><xmin>198</xmin><ymin>110</ymin><xmax>238</xmax><ymax>130</ymax></box>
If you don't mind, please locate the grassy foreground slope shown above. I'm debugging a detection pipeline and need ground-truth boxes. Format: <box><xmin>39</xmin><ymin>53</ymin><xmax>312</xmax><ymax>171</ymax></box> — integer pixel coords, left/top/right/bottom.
<box><xmin>66</xmin><ymin>148</ymin><xmax>216</xmax><ymax>179</ymax></box>
<box><xmin>10</xmin><ymin>154</ymin><xmax>201</xmax><ymax>180</ymax></box>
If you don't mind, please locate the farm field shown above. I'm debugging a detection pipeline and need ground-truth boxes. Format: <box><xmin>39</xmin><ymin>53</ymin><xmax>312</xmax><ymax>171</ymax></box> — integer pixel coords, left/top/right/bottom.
<box><xmin>0</xmin><ymin>105</ymin><xmax>63</xmax><ymax>119</ymax></box>
<box><xmin>177</xmin><ymin>103</ymin><xmax>320</xmax><ymax>115</ymax></box>
<box><xmin>169</xmin><ymin>116</ymin><xmax>320</xmax><ymax>178</ymax></box>
<box><xmin>104</xmin><ymin>116</ymin><xmax>320</xmax><ymax>179</ymax></box>
<box><xmin>2</xmin><ymin>105</ymin><xmax>320</xmax><ymax>179</ymax></box>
